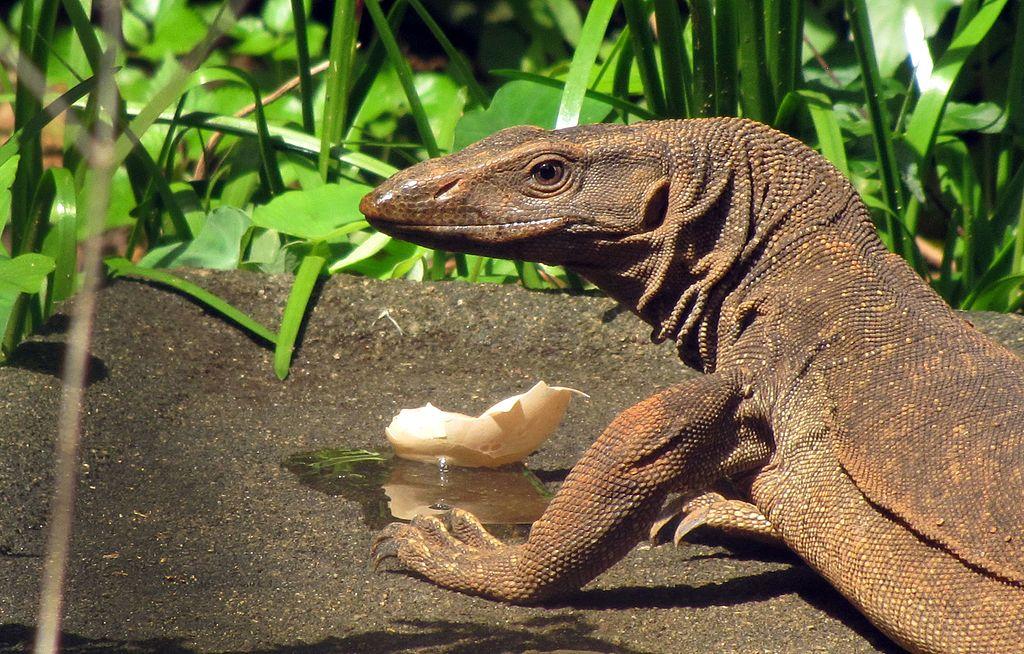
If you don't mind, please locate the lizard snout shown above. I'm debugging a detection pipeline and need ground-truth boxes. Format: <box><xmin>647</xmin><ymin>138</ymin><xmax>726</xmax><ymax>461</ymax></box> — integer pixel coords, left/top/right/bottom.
<box><xmin>360</xmin><ymin>172</ymin><xmax>467</xmax><ymax>225</ymax></box>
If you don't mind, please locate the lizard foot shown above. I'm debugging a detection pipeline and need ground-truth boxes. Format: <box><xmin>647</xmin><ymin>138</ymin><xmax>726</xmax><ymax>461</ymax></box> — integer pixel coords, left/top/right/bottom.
<box><xmin>371</xmin><ymin>508</ymin><xmax>524</xmax><ymax>599</ymax></box>
<box><xmin>650</xmin><ymin>492</ymin><xmax>782</xmax><ymax>546</ymax></box>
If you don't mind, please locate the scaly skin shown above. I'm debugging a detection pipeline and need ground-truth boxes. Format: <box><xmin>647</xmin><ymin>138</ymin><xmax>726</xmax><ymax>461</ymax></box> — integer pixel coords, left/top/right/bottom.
<box><xmin>360</xmin><ymin>118</ymin><xmax>1024</xmax><ymax>654</ymax></box>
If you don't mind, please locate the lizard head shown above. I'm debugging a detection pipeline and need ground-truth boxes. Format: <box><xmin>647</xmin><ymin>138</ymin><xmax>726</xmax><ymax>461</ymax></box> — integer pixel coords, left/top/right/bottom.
<box><xmin>359</xmin><ymin>123</ymin><xmax>671</xmax><ymax>265</ymax></box>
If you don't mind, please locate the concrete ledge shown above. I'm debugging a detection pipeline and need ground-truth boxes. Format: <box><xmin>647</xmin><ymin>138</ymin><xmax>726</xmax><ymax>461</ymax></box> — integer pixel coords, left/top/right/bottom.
<box><xmin>6</xmin><ymin>271</ymin><xmax>1019</xmax><ymax>652</ymax></box>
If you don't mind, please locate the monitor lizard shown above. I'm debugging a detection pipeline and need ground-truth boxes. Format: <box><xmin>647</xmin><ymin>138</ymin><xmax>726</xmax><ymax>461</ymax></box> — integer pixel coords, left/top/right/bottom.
<box><xmin>359</xmin><ymin>118</ymin><xmax>1024</xmax><ymax>654</ymax></box>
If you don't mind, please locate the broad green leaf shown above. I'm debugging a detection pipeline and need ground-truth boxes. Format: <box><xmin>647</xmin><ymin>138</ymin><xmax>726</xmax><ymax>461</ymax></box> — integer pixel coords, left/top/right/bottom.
<box><xmin>0</xmin><ymin>155</ymin><xmax>20</xmax><ymax>245</ymax></box>
<box><xmin>0</xmin><ymin>289</ymin><xmax>16</xmax><ymax>338</ymax></box>
<box><xmin>941</xmin><ymin>102</ymin><xmax>1007</xmax><ymax>135</ymax></box>
<box><xmin>263</xmin><ymin>0</ymin><xmax>309</xmax><ymax>33</ymax></box>
<box><xmin>328</xmin><ymin>231</ymin><xmax>392</xmax><ymax>273</ymax></box>
<box><xmin>453</xmin><ymin>80</ymin><xmax>613</xmax><ymax>151</ymax></box>
<box><xmin>340</xmin><ymin>238</ymin><xmax>421</xmax><ymax>278</ymax></box>
<box><xmin>0</xmin><ymin>253</ymin><xmax>56</xmax><ymax>294</ymax></box>
<box><xmin>122</xmin><ymin>9</ymin><xmax>150</xmax><ymax>49</ymax></box>
<box><xmin>230</xmin><ymin>16</ymin><xmax>278</xmax><ymax>56</ymax></box>
<box><xmin>863</xmin><ymin>0</ymin><xmax>958</xmax><ymax>77</ymax></box>
<box><xmin>546</xmin><ymin>0</ymin><xmax>583</xmax><ymax>46</ymax></box>
<box><xmin>137</xmin><ymin>0</ymin><xmax>210</xmax><ymax>59</ymax></box>
<box><xmin>241</xmin><ymin>228</ymin><xmax>288</xmax><ymax>273</ymax></box>
<box><xmin>252</xmin><ymin>182</ymin><xmax>372</xmax><ymax>241</ymax></box>
<box><xmin>416</xmin><ymin>73</ymin><xmax>468</xmax><ymax>152</ymax></box>
<box><xmin>902</xmin><ymin>0</ymin><xmax>1009</xmax><ymax>164</ymax></box>
<box><xmin>491</xmin><ymin>70</ymin><xmax>655</xmax><ymax>120</ymax></box>
<box><xmin>273</xmin><ymin>24</ymin><xmax>328</xmax><ymax>61</ymax></box>
<box><xmin>802</xmin><ymin>3</ymin><xmax>838</xmax><ymax>63</ymax></box>
<box><xmin>138</xmin><ymin>207</ymin><xmax>252</xmax><ymax>269</ymax></box>
<box><xmin>963</xmin><ymin>274</ymin><xmax>1024</xmax><ymax>311</ymax></box>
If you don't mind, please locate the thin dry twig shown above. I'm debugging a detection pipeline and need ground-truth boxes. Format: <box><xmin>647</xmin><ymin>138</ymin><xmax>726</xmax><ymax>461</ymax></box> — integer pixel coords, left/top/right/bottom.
<box><xmin>31</xmin><ymin>3</ymin><xmax>250</xmax><ymax>651</ymax></box>
<box><xmin>31</xmin><ymin>0</ymin><xmax>120</xmax><ymax>651</ymax></box>
<box><xmin>192</xmin><ymin>59</ymin><xmax>331</xmax><ymax>180</ymax></box>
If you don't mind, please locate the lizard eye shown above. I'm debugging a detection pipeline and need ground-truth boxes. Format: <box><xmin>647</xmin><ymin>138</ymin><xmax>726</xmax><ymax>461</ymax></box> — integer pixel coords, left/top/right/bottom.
<box><xmin>528</xmin><ymin>159</ymin><xmax>567</xmax><ymax>191</ymax></box>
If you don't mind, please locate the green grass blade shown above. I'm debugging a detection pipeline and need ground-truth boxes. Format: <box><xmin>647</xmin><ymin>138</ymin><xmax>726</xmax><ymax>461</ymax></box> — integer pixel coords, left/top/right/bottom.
<box><xmin>766</xmin><ymin>0</ymin><xmax>803</xmax><ymax>103</ymax></box>
<box><xmin>406</xmin><ymin>0</ymin><xmax>488</xmax><ymax>108</ymax></box>
<box><xmin>556</xmin><ymin>0</ymin><xmax>619</xmax><ymax>129</ymax></box>
<box><xmin>319</xmin><ymin>0</ymin><xmax>359</xmax><ymax>178</ymax></box>
<box><xmin>690</xmin><ymin>0</ymin><xmax>716</xmax><ymax>117</ymax></box>
<box><xmin>1012</xmin><ymin>165</ymin><xmax>1024</xmax><ymax>277</ymax></box>
<box><xmin>490</xmin><ymin>69</ymin><xmax>657</xmax><ymax>120</ymax></box>
<box><xmin>954</xmin><ymin>0</ymin><xmax>983</xmax><ymax>34</ymax></box>
<box><xmin>612</xmin><ymin>37</ymin><xmax>635</xmax><ymax>109</ymax></box>
<box><xmin>653</xmin><ymin>0</ymin><xmax>690</xmax><ymax>117</ymax></box>
<box><xmin>345</xmin><ymin>0</ymin><xmax>407</xmax><ymax>132</ymax></box>
<box><xmin>59</xmin><ymin>0</ymin><xmax>103</xmax><ymax>71</ymax></box>
<box><xmin>904</xmin><ymin>0</ymin><xmax>1008</xmax><ymax>166</ymax></box>
<box><xmin>792</xmin><ymin>90</ymin><xmax>849</xmax><ymax>175</ymax></box>
<box><xmin>593</xmin><ymin>23</ymin><xmax>630</xmax><ymax>89</ymax></box>
<box><xmin>105</xmin><ymin>257</ymin><xmax>277</xmax><ymax>345</ymax></box>
<box><xmin>901</xmin><ymin>0</ymin><xmax>1008</xmax><ymax>249</ymax></box>
<box><xmin>10</xmin><ymin>0</ymin><xmax>58</xmax><ymax>257</ymax></box>
<box><xmin>844</xmin><ymin>0</ymin><xmax>907</xmax><ymax>258</ymax></box>
<box><xmin>40</xmin><ymin>168</ymin><xmax>77</xmax><ymax>310</ymax></box>
<box><xmin>622</xmin><ymin>0</ymin><xmax>667</xmax><ymax>116</ymax></box>
<box><xmin>1006</xmin><ymin>2</ymin><xmax>1024</xmax><ymax>157</ymax></box>
<box><xmin>289</xmin><ymin>0</ymin><xmax>316</xmax><ymax>134</ymax></box>
<box><xmin>364</xmin><ymin>0</ymin><xmax>439</xmax><ymax>157</ymax></box>
<box><xmin>958</xmin><ymin>161</ymin><xmax>1024</xmax><ymax>304</ymax></box>
<box><xmin>735</xmin><ymin>0</ymin><xmax>774</xmax><ymax>122</ymax></box>
<box><xmin>0</xmin><ymin>76</ymin><xmax>98</xmax><ymax>175</ymax></box>
<box><xmin>199</xmin><ymin>65</ymin><xmax>286</xmax><ymax>196</ymax></box>
<box><xmin>139</xmin><ymin>110</ymin><xmax>398</xmax><ymax>178</ymax></box>
<box><xmin>712</xmin><ymin>0</ymin><xmax>738</xmax><ymax>116</ymax></box>
<box><xmin>514</xmin><ymin>260</ymin><xmax>546</xmax><ymax>289</ymax></box>
<box><xmin>275</xmin><ymin>253</ymin><xmax>325</xmax><ymax>380</ymax></box>
<box><xmin>127</xmin><ymin>146</ymin><xmax>192</xmax><ymax>239</ymax></box>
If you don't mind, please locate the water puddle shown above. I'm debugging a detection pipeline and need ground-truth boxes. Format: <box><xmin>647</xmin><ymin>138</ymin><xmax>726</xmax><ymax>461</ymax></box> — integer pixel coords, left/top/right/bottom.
<box><xmin>283</xmin><ymin>449</ymin><xmax>553</xmax><ymax>534</ymax></box>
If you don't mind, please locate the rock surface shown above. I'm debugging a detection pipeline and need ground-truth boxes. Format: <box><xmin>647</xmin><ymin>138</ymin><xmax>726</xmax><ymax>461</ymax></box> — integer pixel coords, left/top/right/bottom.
<box><xmin>3</xmin><ymin>270</ymin><xmax>1021</xmax><ymax>653</ymax></box>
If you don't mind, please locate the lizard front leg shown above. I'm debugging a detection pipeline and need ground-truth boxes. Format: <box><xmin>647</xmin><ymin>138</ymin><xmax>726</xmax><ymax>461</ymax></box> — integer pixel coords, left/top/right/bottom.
<box><xmin>372</xmin><ymin>371</ymin><xmax>767</xmax><ymax>603</ymax></box>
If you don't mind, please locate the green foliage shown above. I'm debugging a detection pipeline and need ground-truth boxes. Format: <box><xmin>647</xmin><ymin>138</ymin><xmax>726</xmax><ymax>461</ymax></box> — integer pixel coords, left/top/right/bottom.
<box><xmin>3</xmin><ymin>0</ymin><xmax>1024</xmax><ymax>377</ymax></box>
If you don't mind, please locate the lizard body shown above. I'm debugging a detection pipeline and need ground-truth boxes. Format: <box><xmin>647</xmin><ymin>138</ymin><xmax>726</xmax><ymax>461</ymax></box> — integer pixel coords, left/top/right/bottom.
<box><xmin>359</xmin><ymin>118</ymin><xmax>1024</xmax><ymax>654</ymax></box>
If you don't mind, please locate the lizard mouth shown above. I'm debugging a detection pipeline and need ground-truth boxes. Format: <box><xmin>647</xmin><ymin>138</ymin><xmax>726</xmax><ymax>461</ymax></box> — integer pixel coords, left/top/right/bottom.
<box><xmin>366</xmin><ymin>216</ymin><xmax>568</xmax><ymax>249</ymax></box>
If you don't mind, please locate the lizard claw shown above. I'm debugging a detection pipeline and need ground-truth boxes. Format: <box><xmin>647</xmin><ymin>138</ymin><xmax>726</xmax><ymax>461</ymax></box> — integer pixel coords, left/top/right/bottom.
<box><xmin>673</xmin><ymin>504</ymin><xmax>712</xmax><ymax>545</ymax></box>
<box><xmin>650</xmin><ymin>494</ymin><xmax>691</xmax><ymax>541</ymax></box>
<box><xmin>369</xmin><ymin>509</ymin><xmax>514</xmax><ymax>592</ymax></box>
<box><xmin>651</xmin><ymin>492</ymin><xmax>782</xmax><ymax>546</ymax></box>
<box><xmin>650</xmin><ymin>492</ymin><xmax>725</xmax><ymax>543</ymax></box>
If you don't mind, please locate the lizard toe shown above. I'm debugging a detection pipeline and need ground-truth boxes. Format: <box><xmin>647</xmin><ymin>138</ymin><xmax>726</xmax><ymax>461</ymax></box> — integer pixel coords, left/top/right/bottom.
<box><xmin>409</xmin><ymin>514</ymin><xmax>463</xmax><ymax>549</ymax></box>
<box><xmin>650</xmin><ymin>492</ymin><xmax>726</xmax><ymax>543</ymax></box>
<box><xmin>448</xmin><ymin>508</ymin><xmax>504</xmax><ymax>549</ymax></box>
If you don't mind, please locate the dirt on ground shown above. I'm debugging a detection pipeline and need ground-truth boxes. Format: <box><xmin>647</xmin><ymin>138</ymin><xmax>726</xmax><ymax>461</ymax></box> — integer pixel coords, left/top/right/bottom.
<box><xmin>3</xmin><ymin>270</ymin><xmax>1021</xmax><ymax>653</ymax></box>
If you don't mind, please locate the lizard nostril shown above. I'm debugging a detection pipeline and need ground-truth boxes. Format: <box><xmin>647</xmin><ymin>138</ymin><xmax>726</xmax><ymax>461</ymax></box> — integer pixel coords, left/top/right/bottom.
<box><xmin>433</xmin><ymin>178</ymin><xmax>461</xmax><ymax>202</ymax></box>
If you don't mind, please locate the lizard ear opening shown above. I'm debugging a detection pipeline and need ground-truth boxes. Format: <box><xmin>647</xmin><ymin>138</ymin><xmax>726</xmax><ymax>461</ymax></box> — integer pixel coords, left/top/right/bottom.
<box><xmin>641</xmin><ymin>180</ymin><xmax>670</xmax><ymax>231</ymax></box>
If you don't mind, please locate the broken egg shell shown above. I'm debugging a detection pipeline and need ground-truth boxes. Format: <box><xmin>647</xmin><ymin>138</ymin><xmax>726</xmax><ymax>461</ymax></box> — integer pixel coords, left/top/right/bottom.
<box><xmin>384</xmin><ymin>381</ymin><xmax>586</xmax><ymax>467</ymax></box>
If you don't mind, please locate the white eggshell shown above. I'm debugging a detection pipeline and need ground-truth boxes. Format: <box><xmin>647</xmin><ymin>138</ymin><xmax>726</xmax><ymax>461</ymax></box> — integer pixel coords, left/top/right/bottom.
<box><xmin>384</xmin><ymin>381</ymin><xmax>586</xmax><ymax>467</ymax></box>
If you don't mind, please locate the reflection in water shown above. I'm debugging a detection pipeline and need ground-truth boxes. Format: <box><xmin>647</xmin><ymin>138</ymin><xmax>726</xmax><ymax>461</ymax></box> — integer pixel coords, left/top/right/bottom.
<box><xmin>283</xmin><ymin>449</ymin><xmax>552</xmax><ymax>532</ymax></box>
